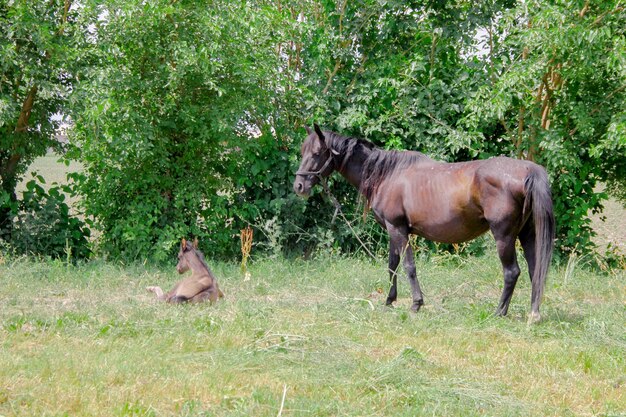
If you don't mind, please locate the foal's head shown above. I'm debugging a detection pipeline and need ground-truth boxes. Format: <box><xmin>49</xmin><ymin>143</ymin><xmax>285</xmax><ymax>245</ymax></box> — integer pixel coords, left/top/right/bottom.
<box><xmin>293</xmin><ymin>124</ymin><xmax>337</xmax><ymax>197</ymax></box>
<box><xmin>176</xmin><ymin>238</ymin><xmax>201</xmax><ymax>274</ymax></box>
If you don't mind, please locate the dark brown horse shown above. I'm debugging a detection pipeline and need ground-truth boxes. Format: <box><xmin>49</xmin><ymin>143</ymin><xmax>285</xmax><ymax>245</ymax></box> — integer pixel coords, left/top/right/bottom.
<box><xmin>294</xmin><ymin>125</ymin><xmax>554</xmax><ymax>322</ymax></box>
<box><xmin>147</xmin><ymin>238</ymin><xmax>224</xmax><ymax>303</ymax></box>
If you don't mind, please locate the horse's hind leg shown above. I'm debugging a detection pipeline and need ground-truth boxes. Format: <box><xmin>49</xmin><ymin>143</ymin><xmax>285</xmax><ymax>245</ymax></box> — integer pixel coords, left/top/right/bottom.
<box><xmin>167</xmin><ymin>295</ymin><xmax>189</xmax><ymax>304</ymax></box>
<box><xmin>520</xmin><ymin>222</ymin><xmax>543</xmax><ymax>323</ymax></box>
<box><xmin>493</xmin><ymin>232</ymin><xmax>521</xmax><ymax>317</ymax></box>
<box><xmin>191</xmin><ymin>288</ymin><xmax>218</xmax><ymax>303</ymax></box>
<box><xmin>519</xmin><ymin>221</ymin><xmax>536</xmax><ymax>284</ymax></box>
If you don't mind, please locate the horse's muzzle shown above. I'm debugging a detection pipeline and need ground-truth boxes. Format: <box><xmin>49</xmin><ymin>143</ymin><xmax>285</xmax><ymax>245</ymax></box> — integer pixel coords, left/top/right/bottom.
<box><xmin>293</xmin><ymin>175</ymin><xmax>317</xmax><ymax>197</ymax></box>
<box><xmin>293</xmin><ymin>178</ymin><xmax>310</xmax><ymax>197</ymax></box>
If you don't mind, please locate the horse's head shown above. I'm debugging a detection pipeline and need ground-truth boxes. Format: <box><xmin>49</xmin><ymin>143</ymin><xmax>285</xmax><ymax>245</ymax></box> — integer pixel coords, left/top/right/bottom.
<box><xmin>176</xmin><ymin>237</ymin><xmax>198</xmax><ymax>274</ymax></box>
<box><xmin>293</xmin><ymin>124</ymin><xmax>337</xmax><ymax>197</ymax></box>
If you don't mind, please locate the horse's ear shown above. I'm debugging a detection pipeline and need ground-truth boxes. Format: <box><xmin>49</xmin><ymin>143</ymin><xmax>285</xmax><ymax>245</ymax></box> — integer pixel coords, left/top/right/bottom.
<box><xmin>181</xmin><ymin>238</ymin><xmax>187</xmax><ymax>250</ymax></box>
<box><xmin>312</xmin><ymin>124</ymin><xmax>328</xmax><ymax>153</ymax></box>
<box><xmin>305</xmin><ymin>125</ymin><xmax>312</xmax><ymax>135</ymax></box>
<box><xmin>314</xmin><ymin>124</ymin><xmax>324</xmax><ymax>141</ymax></box>
<box><xmin>192</xmin><ymin>237</ymin><xmax>199</xmax><ymax>249</ymax></box>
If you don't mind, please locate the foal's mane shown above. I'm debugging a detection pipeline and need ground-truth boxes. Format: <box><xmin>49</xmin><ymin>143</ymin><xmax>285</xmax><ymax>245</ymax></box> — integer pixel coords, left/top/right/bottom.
<box><xmin>325</xmin><ymin>131</ymin><xmax>429</xmax><ymax>203</ymax></box>
<box><xmin>184</xmin><ymin>241</ymin><xmax>213</xmax><ymax>274</ymax></box>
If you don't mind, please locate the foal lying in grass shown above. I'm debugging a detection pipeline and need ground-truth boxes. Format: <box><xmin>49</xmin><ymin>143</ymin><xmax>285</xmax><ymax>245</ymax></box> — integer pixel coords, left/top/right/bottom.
<box><xmin>147</xmin><ymin>238</ymin><xmax>224</xmax><ymax>303</ymax></box>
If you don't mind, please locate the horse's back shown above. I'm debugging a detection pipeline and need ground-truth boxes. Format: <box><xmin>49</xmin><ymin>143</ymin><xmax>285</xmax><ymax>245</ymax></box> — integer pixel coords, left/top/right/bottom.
<box><xmin>474</xmin><ymin>157</ymin><xmax>537</xmax><ymax>210</ymax></box>
<box><xmin>475</xmin><ymin>156</ymin><xmax>537</xmax><ymax>191</ymax></box>
<box><xmin>372</xmin><ymin>156</ymin><xmax>537</xmax><ymax>243</ymax></box>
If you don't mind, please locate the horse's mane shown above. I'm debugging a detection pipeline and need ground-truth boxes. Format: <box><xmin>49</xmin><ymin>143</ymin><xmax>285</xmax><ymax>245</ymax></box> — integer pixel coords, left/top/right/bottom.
<box><xmin>325</xmin><ymin>131</ymin><xmax>429</xmax><ymax>203</ymax></box>
<box><xmin>361</xmin><ymin>149</ymin><xmax>429</xmax><ymax>202</ymax></box>
<box><xmin>324</xmin><ymin>131</ymin><xmax>376</xmax><ymax>171</ymax></box>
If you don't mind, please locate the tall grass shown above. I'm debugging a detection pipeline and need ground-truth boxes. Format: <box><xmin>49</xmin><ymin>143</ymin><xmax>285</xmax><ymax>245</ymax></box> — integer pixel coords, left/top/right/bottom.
<box><xmin>0</xmin><ymin>251</ymin><xmax>624</xmax><ymax>416</ymax></box>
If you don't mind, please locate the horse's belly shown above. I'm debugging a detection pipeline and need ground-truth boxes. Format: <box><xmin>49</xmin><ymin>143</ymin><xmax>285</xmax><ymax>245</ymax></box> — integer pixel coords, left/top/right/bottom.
<box><xmin>375</xmin><ymin>169</ymin><xmax>490</xmax><ymax>243</ymax></box>
<box><xmin>406</xmin><ymin>202</ymin><xmax>489</xmax><ymax>243</ymax></box>
<box><xmin>411</xmin><ymin>218</ymin><xmax>489</xmax><ymax>244</ymax></box>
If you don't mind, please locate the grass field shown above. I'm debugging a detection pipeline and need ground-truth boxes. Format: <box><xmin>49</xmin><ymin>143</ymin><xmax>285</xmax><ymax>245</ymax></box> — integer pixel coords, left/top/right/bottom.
<box><xmin>0</xmin><ymin>252</ymin><xmax>624</xmax><ymax>417</ymax></box>
<box><xmin>16</xmin><ymin>153</ymin><xmax>83</xmax><ymax>189</ymax></box>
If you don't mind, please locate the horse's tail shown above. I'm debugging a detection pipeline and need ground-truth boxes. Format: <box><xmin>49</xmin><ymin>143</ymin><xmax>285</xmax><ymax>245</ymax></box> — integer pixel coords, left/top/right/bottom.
<box><xmin>523</xmin><ymin>166</ymin><xmax>555</xmax><ymax>320</ymax></box>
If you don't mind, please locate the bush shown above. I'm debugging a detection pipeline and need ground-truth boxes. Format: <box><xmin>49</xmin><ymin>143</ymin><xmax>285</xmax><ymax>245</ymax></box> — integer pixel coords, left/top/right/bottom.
<box><xmin>10</xmin><ymin>175</ymin><xmax>91</xmax><ymax>260</ymax></box>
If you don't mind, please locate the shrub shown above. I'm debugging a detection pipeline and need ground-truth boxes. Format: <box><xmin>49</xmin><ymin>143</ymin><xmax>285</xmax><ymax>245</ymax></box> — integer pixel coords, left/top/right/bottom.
<box><xmin>10</xmin><ymin>175</ymin><xmax>90</xmax><ymax>260</ymax></box>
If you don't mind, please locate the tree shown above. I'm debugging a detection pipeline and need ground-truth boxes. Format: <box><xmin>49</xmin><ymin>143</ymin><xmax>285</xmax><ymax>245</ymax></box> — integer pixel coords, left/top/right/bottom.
<box><xmin>65</xmin><ymin>0</ymin><xmax>625</xmax><ymax>260</ymax></box>
<box><xmin>288</xmin><ymin>0</ymin><xmax>625</xmax><ymax>256</ymax></box>
<box><xmin>271</xmin><ymin>0</ymin><xmax>519</xmax><ymax>254</ymax></box>
<box><xmin>69</xmin><ymin>0</ymin><xmax>298</xmax><ymax>260</ymax></box>
<box><xmin>465</xmin><ymin>0</ymin><xmax>626</xmax><ymax>253</ymax></box>
<box><xmin>0</xmin><ymin>0</ymin><xmax>75</xmax><ymax>240</ymax></box>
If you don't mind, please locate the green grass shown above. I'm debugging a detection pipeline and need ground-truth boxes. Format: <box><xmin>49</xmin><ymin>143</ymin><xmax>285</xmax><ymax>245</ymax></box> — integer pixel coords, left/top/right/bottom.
<box><xmin>1</xmin><ymin>252</ymin><xmax>624</xmax><ymax>417</ymax></box>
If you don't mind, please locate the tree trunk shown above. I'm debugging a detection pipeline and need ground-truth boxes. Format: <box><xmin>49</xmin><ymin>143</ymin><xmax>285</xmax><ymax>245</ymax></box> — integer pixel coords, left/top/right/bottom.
<box><xmin>0</xmin><ymin>84</ymin><xmax>38</xmax><ymax>239</ymax></box>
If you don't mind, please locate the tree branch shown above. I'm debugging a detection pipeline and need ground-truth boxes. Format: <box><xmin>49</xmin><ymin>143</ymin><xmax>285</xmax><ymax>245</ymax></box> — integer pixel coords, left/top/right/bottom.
<box><xmin>591</xmin><ymin>6</ymin><xmax>624</xmax><ymax>26</ymax></box>
<box><xmin>515</xmin><ymin>106</ymin><xmax>525</xmax><ymax>157</ymax></box>
<box><xmin>323</xmin><ymin>0</ymin><xmax>349</xmax><ymax>95</ymax></box>
<box><xmin>499</xmin><ymin>118</ymin><xmax>513</xmax><ymax>137</ymax></box>
<box><xmin>322</xmin><ymin>60</ymin><xmax>341</xmax><ymax>95</ymax></box>
<box><xmin>15</xmin><ymin>85</ymin><xmax>38</xmax><ymax>134</ymax></box>
<box><xmin>57</xmin><ymin>0</ymin><xmax>73</xmax><ymax>35</ymax></box>
<box><xmin>338</xmin><ymin>0</ymin><xmax>347</xmax><ymax>36</ymax></box>
<box><xmin>428</xmin><ymin>33</ymin><xmax>438</xmax><ymax>84</ymax></box>
<box><xmin>579</xmin><ymin>1</ymin><xmax>589</xmax><ymax>18</ymax></box>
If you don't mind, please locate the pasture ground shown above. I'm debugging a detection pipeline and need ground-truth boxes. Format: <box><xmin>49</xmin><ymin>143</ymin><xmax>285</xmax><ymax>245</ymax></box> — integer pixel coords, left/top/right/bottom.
<box><xmin>0</xmin><ymin>253</ymin><xmax>624</xmax><ymax>417</ymax></box>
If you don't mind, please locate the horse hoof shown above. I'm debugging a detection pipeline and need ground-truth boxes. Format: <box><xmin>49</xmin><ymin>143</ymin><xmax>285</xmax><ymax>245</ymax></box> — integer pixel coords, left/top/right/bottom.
<box><xmin>410</xmin><ymin>301</ymin><xmax>423</xmax><ymax>313</ymax></box>
<box><xmin>527</xmin><ymin>311</ymin><xmax>541</xmax><ymax>324</ymax></box>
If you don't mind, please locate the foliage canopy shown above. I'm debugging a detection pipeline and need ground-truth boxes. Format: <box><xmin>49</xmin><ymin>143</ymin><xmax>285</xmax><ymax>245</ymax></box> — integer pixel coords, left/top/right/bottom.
<box><xmin>0</xmin><ymin>1</ymin><xmax>74</xmax><ymax>240</ymax></box>
<box><xmin>1</xmin><ymin>0</ymin><xmax>624</xmax><ymax>261</ymax></box>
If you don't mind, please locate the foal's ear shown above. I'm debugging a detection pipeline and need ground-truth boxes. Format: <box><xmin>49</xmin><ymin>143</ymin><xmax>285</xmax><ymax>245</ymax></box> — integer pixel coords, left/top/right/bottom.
<box><xmin>305</xmin><ymin>125</ymin><xmax>313</xmax><ymax>135</ymax></box>
<box><xmin>181</xmin><ymin>238</ymin><xmax>187</xmax><ymax>250</ymax></box>
<box><xmin>192</xmin><ymin>237</ymin><xmax>199</xmax><ymax>249</ymax></box>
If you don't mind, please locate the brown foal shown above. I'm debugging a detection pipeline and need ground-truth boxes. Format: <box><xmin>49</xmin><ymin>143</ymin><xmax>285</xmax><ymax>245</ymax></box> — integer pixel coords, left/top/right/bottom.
<box><xmin>147</xmin><ymin>238</ymin><xmax>224</xmax><ymax>303</ymax></box>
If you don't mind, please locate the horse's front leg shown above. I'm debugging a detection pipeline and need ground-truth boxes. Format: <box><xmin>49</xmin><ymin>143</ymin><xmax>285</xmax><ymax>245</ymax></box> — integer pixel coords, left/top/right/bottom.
<box><xmin>403</xmin><ymin>241</ymin><xmax>424</xmax><ymax>312</ymax></box>
<box><xmin>146</xmin><ymin>286</ymin><xmax>165</xmax><ymax>300</ymax></box>
<box><xmin>386</xmin><ymin>238</ymin><xmax>400</xmax><ymax>306</ymax></box>
<box><xmin>387</xmin><ymin>222</ymin><xmax>424</xmax><ymax>312</ymax></box>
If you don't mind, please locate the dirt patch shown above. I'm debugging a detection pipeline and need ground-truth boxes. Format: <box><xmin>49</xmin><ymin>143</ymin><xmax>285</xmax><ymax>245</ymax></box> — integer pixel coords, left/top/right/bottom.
<box><xmin>589</xmin><ymin>194</ymin><xmax>626</xmax><ymax>255</ymax></box>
